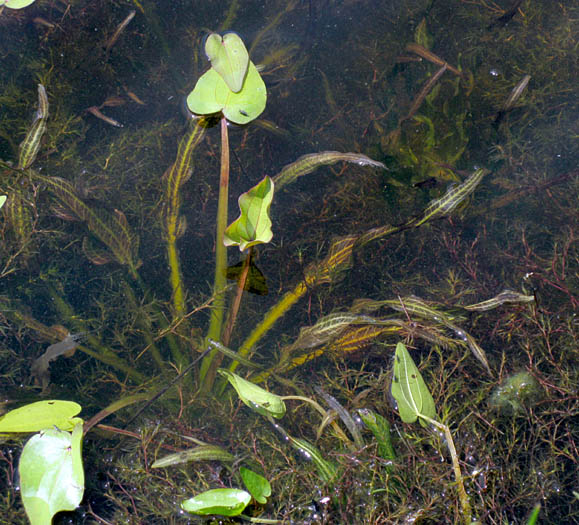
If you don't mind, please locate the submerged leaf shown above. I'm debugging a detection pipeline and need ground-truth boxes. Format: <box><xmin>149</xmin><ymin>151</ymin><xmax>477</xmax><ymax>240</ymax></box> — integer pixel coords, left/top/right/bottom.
<box><xmin>225</xmin><ymin>257</ymin><xmax>268</xmax><ymax>295</ymax></box>
<box><xmin>273</xmin><ymin>151</ymin><xmax>387</xmax><ymax>190</ymax></box>
<box><xmin>18</xmin><ymin>84</ymin><xmax>48</xmax><ymax>169</ymax></box>
<box><xmin>357</xmin><ymin>408</ymin><xmax>396</xmax><ymax>461</ymax></box>
<box><xmin>152</xmin><ymin>445</ymin><xmax>234</xmax><ymax>468</ymax></box>
<box><xmin>288</xmin><ymin>436</ymin><xmax>338</xmax><ymax>483</ymax></box>
<box><xmin>391</xmin><ymin>342</ymin><xmax>436</xmax><ymax>427</ymax></box>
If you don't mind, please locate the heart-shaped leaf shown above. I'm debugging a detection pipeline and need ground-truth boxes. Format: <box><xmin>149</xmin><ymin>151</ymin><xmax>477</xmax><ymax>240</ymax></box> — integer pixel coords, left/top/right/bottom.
<box><xmin>224</xmin><ymin>176</ymin><xmax>274</xmax><ymax>251</ymax></box>
<box><xmin>19</xmin><ymin>422</ymin><xmax>85</xmax><ymax>524</ymax></box>
<box><xmin>217</xmin><ymin>369</ymin><xmax>286</xmax><ymax>418</ymax></box>
<box><xmin>204</xmin><ymin>32</ymin><xmax>249</xmax><ymax>93</ymax></box>
<box><xmin>391</xmin><ymin>342</ymin><xmax>436</xmax><ymax>427</ymax></box>
<box><xmin>0</xmin><ymin>400</ymin><xmax>82</xmax><ymax>433</ymax></box>
<box><xmin>186</xmin><ymin>61</ymin><xmax>266</xmax><ymax>125</ymax></box>
<box><xmin>240</xmin><ymin>467</ymin><xmax>271</xmax><ymax>504</ymax></box>
<box><xmin>181</xmin><ymin>488</ymin><xmax>251</xmax><ymax>516</ymax></box>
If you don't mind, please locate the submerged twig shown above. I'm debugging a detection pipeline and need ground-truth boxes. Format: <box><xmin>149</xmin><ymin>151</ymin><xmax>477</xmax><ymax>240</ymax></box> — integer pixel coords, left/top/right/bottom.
<box><xmin>105</xmin><ymin>10</ymin><xmax>136</xmax><ymax>57</ymax></box>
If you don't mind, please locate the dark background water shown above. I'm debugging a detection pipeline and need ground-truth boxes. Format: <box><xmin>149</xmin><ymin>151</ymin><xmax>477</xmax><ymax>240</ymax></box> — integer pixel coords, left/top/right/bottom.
<box><xmin>0</xmin><ymin>1</ymin><xmax>577</xmax><ymax>523</ymax></box>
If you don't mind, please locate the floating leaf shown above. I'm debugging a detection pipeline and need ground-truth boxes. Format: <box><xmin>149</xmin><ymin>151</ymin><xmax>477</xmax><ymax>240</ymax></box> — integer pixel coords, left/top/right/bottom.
<box><xmin>0</xmin><ymin>400</ymin><xmax>82</xmax><ymax>433</ymax></box>
<box><xmin>181</xmin><ymin>488</ymin><xmax>251</xmax><ymax>517</ymax></box>
<box><xmin>217</xmin><ymin>369</ymin><xmax>286</xmax><ymax>418</ymax></box>
<box><xmin>19</xmin><ymin>422</ymin><xmax>84</xmax><ymax>524</ymax></box>
<box><xmin>239</xmin><ymin>467</ymin><xmax>271</xmax><ymax>504</ymax></box>
<box><xmin>2</xmin><ymin>0</ymin><xmax>37</xmax><ymax>9</ymax></box>
<box><xmin>205</xmin><ymin>32</ymin><xmax>249</xmax><ymax>93</ymax></box>
<box><xmin>186</xmin><ymin>61</ymin><xmax>266</xmax><ymax>125</ymax></box>
<box><xmin>224</xmin><ymin>176</ymin><xmax>274</xmax><ymax>251</ymax></box>
<box><xmin>391</xmin><ymin>342</ymin><xmax>436</xmax><ymax>427</ymax></box>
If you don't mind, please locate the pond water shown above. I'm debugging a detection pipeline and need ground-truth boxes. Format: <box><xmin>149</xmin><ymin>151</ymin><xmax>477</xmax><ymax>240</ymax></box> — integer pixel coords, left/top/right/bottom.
<box><xmin>0</xmin><ymin>1</ymin><xmax>577</xmax><ymax>523</ymax></box>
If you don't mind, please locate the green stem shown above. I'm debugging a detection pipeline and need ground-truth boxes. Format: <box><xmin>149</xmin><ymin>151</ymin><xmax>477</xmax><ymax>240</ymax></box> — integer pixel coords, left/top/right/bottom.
<box><xmin>199</xmin><ymin>116</ymin><xmax>230</xmax><ymax>391</ymax></box>
<box><xmin>420</xmin><ymin>415</ymin><xmax>472</xmax><ymax>524</ymax></box>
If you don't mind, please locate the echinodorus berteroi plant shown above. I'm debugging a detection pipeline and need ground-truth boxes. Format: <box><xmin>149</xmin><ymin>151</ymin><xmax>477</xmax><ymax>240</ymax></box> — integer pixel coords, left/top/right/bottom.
<box><xmin>186</xmin><ymin>32</ymin><xmax>267</xmax><ymax>391</ymax></box>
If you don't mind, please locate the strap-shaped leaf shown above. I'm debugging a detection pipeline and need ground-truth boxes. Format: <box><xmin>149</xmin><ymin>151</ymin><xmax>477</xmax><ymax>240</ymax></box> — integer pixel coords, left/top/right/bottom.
<box><xmin>391</xmin><ymin>342</ymin><xmax>436</xmax><ymax>427</ymax></box>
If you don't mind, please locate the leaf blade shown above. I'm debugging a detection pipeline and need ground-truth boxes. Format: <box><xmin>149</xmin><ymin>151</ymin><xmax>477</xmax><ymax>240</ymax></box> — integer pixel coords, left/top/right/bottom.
<box><xmin>391</xmin><ymin>342</ymin><xmax>436</xmax><ymax>427</ymax></box>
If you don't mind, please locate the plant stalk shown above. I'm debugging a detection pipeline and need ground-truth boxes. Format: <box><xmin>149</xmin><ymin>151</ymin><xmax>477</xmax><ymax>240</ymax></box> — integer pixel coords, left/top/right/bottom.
<box><xmin>199</xmin><ymin>116</ymin><xmax>230</xmax><ymax>391</ymax></box>
<box><xmin>420</xmin><ymin>415</ymin><xmax>472</xmax><ymax>524</ymax></box>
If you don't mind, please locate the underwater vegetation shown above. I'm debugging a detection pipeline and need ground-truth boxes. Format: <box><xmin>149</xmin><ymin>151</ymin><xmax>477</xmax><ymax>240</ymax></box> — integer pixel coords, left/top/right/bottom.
<box><xmin>0</xmin><ymin>0</ymin><xmax>577</xmax><ymax>523</ymax></box>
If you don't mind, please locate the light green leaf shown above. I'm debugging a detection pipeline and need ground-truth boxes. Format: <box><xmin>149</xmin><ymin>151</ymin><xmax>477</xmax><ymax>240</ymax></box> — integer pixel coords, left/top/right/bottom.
<box><xmin>19</xmin><ymin>422</ymin><xmax>85</xmax><ymax>525</ymax></box>
<box><xmin>224</xmin><ymin>176</ymin><xmax>274</xmax><ymax>251</ymax></box>
<box><xmin>186</xmin><ymin>61</ymin><xmax>266</xmax><ymax>125</ymax></box>
<box><xmin>3</xmin><ymin>0</ymin><xmax>37</xmax><ymax>9</ymax></box>
<box><xmin>391</xmin><ymin>342</ymin><xmax>436</xmax><ymax>427</ymax></box>
<box><xmin>240</xmin><ymin>467</ymin><xmax>271</xmax><ymax>504</ymax></box>
<box><xmin>181</xmin><ymin>488</ymin><xmax>251</xmax><ymax>517</ymax></box>
<box><xmin>205</xmin><ymin>32</ymin><xmax>249</xmax><ymax>93</ymax></box>
<box><xmin>0</xmin><ymin>400</ymin><xmax>82</xmax><ymax>433</ymax></box>
<box><xmin>0</xmin><ymin>196</ymin><xmax>6</xmax><ymax>209</ymax></box>
<box><xmin>217</xmin><ymin>369</ymin><xmax>286</xmax><ymax>418</ymax></box>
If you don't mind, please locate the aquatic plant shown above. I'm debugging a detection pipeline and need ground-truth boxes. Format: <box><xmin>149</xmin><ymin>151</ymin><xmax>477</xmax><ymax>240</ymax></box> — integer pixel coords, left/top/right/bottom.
<box><xmin>0</xmin><ymin>0</ymin><xmax>577</xmax><ymax>522</ymax></box>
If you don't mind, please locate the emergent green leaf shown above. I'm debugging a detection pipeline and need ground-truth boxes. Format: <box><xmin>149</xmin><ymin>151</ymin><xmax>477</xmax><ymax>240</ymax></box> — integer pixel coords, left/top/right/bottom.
<box><xmin>391</xmin><ymin>342</ymin><xmax>436</xmax><ymax>427</ymax></box>
<box><xmin>224</xmin><ymin>176</ymin><xmax>274</xmax><ymax>251</ymax></box>
<box><xmin>181</xmin><ymin>488</ymin><xmax>251</xmax><ymax>517</ymax></box>
<box><xmin>186</xmin><ymin>61</ymin><xmax>266</xmax><ymax>124</ymax></box>
<box><xmin>217</xmin><ymin>369</ymin><xmax>286</xmax><ymax>418</ymax></box>
<box><xmin>205</xmin><ymin>32</ymin><xmax>249</xmax><ymax>93</ymax></box>
<box><xmin>19</xmin><ymin>422</ymin><xmax>84</xmax><ymax>525</ymax></box>
<box><xmin>240</xmin><ymin>467</ymin><xmax>271</xmax><ymax>504</ymax></box>
<box><xmin>0</xmin><ymin>400</ymin><xmax>82</xmax><ymax>433</ymax></box>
